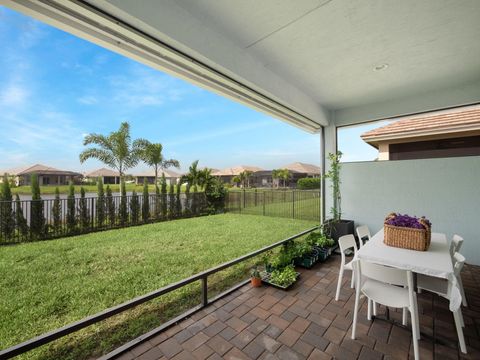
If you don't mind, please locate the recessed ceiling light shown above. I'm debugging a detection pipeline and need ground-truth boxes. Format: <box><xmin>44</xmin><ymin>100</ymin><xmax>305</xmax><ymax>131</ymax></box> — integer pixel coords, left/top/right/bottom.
<box><xmin>374</xmin><ymin>63</ymin><xmax>389</xmax><ymax>71</ymax></box>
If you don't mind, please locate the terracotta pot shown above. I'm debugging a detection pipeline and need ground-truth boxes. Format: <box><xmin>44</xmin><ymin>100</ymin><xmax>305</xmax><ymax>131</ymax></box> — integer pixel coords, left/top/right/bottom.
<box><xmin>251</xmin><ymin>277</ymin><xmax>262</xmax><ymax>287</ymax></box>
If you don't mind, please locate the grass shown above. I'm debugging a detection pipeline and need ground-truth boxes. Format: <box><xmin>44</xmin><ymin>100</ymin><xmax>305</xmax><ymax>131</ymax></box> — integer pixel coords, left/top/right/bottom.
<box><xmin>0</xmin><ymin>213</ymin><xmax>317</xmax><ymax>359</ymax></box>
<box><xmin>10</xmin><ymin>184</ymin><xmax>195</xmax><ymax>195</ymax></box>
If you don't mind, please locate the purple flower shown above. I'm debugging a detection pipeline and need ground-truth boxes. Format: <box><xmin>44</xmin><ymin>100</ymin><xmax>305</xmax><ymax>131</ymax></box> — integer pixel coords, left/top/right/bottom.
<box><xmin>386</xmin><ymin>213</ymin><xmax>431</xmax><ymax>230</ymax></box>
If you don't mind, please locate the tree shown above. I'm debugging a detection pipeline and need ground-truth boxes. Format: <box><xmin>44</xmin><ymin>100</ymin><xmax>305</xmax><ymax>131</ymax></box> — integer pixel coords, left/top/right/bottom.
<box><xmin>239</xmin><ymin>170</ymin><xmax>253</xmax><ymax>188</ymax></box>
<box><xmin>30</xmin><ymin>174</ymin><xmax>45</xmax><ymax>238</ymax></box>
<box><xmin>79</xmin><ymin>187</ymin><xmax>90</xmax><ymax>231</ymax></box>
<box><xmin>138</xmin><ymin>141</ymin><xmax>179</xmax><ymax>186</ymax></box>
<box><xmin>52</xmin><ymin>187</ymin><xmax>62</xmax><ymax>235</ymax></box>
<box><xmin>106</xmin><ymin>185</ymin><xmax>115</xmax><ymax>225</ymax></box>
<box><xmin>96</xmin><ymin>177</ymin><xmax>105</xmax><ymax>227</ymax></box>
<box><xmin>160</xmin><ymin>173</ymin><xmax>167</xmax><ymax>219</ymax></box>
<box><xmin>183</xmin><ymin>160</ymin><xmax>201</xmax><ymax>192</ymax></box>
<box><xmin>119</xmin><ymin>178</ymin><xmax>128</xmax><ymax>225</ymax></box>
<box><xmin>66</xmin><ymin>181</ymin><xmax>76</xmax><ymax>233</ymax></box>
<box><xmin>232</xmin><ymin>175</ymin><xmax>241</xmax><ymax>187</ymax></box>
<box><xmin>204</xmin><ymin>177</ymin><xmax>227</xmax><ymax>214</ymax></box>
<box><xmin>130</xmin><ymin>190</ymin><xmax>140</xmax><ymax>224</ymax></box>
<box><xmin>175</xmin><ymin>180</ymin><xmax>182</xmax><ymax>218</ymax></box>
<box><xmin>271</xmin><ymin>169</ymin><xmax>281</xmax><ymax>188</ymax></box>
<box><xmin>79</xmin><ymin>122</ymin><xmax>146</xmax><ymax>192</ymax></box>
<box><xmin>0</xmin><ymin>173</ymin><xmax>15</xmax><ymax>240</ymax></box>
<box><xmin>142</xmin><ymin>179</ymin><xmax>150</xmax><ymax>223</ymax></box>
<box><xmin>168</xmin><ymin>182</ymin><xmax>175</xmax><ymax>219</ymax></box>
<box><xmin>15</xmin><ymin>194</ymin><xmax>29</xmax><ymax>238</ymax></box>
<box><xmin>279</xmin><ymin>169</ymin><xmax>292</xmax><ymax>188</ymax></box>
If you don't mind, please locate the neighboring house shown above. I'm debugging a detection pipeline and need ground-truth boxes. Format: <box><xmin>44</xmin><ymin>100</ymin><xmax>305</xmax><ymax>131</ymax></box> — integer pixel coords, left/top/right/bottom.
<box><xmin>85</xmin><ymin>168</ymin><xmax>121</xmax><ymax>184</ymax></box>
<box><xmin>361</xmin><ymin>105</ymin><xmax>480</xmax><ymax>161</ymax></box>
<box><xmin>134</xmin><ymin>169</ymin><xmax>181</xmax><ymax>185</ymax></box>
<box><xmin>251</xmin><ymin>163</ymin><xmax>321</xmax><ymax>188</ymax></box>
<box><xmin>213</xmin><ymin>165</ymin><xmax>264</xmax><ymax>185</ymax></box>
<box><xmin>4</xmin><ymin>164</ymin><xmax>82</xmax><ymax>186</ymax></box>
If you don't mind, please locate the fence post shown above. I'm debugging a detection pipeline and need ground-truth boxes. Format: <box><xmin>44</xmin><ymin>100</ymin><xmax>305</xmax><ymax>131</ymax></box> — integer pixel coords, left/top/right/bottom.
<box><xmin>243</xmin><ymin>189</ymin><xmax>246</xmax><ymax>209</ymax></box>
<box><xmin>201</xmin><ymin>276</ymin><xmax>208</xmax><ymax>307</ymax></box>
<box><xmin>292</xmin><ymin>191</ymin><xmax>295</xmax><ymax>219</ymax></box>
<box><xmin>254</xmin><ymin>189</ymin><xmax>257</xmax><ymax>207</ymax></box>
<box><xmin>91</xmin><ymin>197</ymin><xmax>94</xmax><ymax>230</ymax></box>
<box><xmin>263</xmin><ymin>191</ymin><xmax>266</xmax><ymax>216</ymax></box>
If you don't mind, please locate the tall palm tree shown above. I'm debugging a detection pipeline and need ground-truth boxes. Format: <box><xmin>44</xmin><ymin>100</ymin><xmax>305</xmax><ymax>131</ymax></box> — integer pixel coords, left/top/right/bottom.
<box><xmin>271</xmin><ymin>169</ymin><xmax>281</xmax><ymax>188</ymax></box>
<box><xmin>279</xmin><ymin>169</ymin><xmax>292</xmax><ymax>188</ymax></box>
<box><xmin>79</xmin><ymin>122</ymin><xmax>145</xmax><ymax>191</ymax></box>
<box><xmin>138</xmin><ymin>141</ymin><xmax>180</xmax><ymax>186</ymax></box>
<box><xmin>182</xmin><ymin>160</ymin><xmax>202</xmax><ymax>192</ymax></box>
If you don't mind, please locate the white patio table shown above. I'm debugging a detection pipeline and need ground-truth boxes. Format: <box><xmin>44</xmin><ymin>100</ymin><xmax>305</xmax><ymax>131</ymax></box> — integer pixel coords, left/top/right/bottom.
<box><xmin>355</xmin><ymin>229</ymin><xmax>462</xmax><ymax>312</ymax></box>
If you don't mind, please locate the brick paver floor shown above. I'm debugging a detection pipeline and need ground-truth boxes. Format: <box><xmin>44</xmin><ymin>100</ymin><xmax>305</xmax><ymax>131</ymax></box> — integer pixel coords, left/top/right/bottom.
<box><xmin>113</xmin><ymin>255</ymin><xmax>480</xmax><ymax>359</ymax></box>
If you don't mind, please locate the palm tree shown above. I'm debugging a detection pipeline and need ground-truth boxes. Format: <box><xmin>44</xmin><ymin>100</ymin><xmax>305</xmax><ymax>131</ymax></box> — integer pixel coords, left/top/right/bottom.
<box><xmin>138</xmin><ymin>141</ymin><xmax>180</xmax><ymax>186</ymax></box>
<box><xmin>232</xmin><ymin>175</ymin><xmax>241</xmax><ymax>187</ymax></box>
<box><xmin>279</xmin><ymin>169</ymin><xmax>292</xmax><ymax>187</ymax></box>
<box><xmin>79</xmin><ymin>122</ymin><xmax>145</xmax><ymax>191</ymax></box>
<box><xmin>271</xmin><ymin>169</ymin><xmax>281</xmax><ymax>188</ymax></box>
<box><xmin>182</xmin><ymin>160</ymin><xmax>202</xmax><ymax>192</ymax></box>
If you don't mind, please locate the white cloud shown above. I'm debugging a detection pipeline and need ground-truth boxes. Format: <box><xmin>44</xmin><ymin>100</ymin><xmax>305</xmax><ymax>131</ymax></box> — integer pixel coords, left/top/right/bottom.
<box><xmin>77</xmin><ymin>95</ymin><xmax>98</xmax><ymax>105</ymax></box>
<box><xmin>0</xmin><ymin>83</ymin><xmax>29</xmax><ymax>106</ymax></box>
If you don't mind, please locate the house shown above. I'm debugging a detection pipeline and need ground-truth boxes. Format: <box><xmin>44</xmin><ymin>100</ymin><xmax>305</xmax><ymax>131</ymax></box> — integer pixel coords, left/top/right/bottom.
<box><xmin>212</xmin><ymin>165</ymin><xmax>263</xmax><ymax>185</ymax></box>
<box><xmin>249</xmin><ymin>163</ymin><xmax>321</xmax><ymax>188</ymax></box>
<box><xmin>361</xmin><ymin>105</ymin><xmax>480</xmax><ymax>161</ymax></box>
<box><xmin>134</xmin><ymin>169</ymin><xmax>181</xmax><ymax>185</ymax></box>
<box><xmin>85</xmin><ymin>168</ymin><xmax>120</xmax><ymax>185</ymax></box>
<box><xmin>4</xmin><ymin>164</ymin><xmax>82</xmax><ymax>186</ymax></box>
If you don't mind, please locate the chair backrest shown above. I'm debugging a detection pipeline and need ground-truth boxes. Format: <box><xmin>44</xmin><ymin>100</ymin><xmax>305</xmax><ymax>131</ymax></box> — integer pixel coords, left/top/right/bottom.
<box><xmin>339</xmin><ymin>234</ymin><xmax>357</xmax><ymax>253</ymax></box>
<box><xmin>356</xmin><ymin>225</ymin><xmax>371</xmax><ymax>247</ymax></box>
<box><xmin>450</xmin><ymin>235</ymin><xmax>464</xmax><ymax>256</ymax></box>
<box><xmin>453</xmin><ymin>252</ymin><xmax>466</xmax><ymax>277</ymax></box>
<box><xmin>357</xmin><ymin>260</ymin><xmax>411</xmax><ymax>287</ymax></box>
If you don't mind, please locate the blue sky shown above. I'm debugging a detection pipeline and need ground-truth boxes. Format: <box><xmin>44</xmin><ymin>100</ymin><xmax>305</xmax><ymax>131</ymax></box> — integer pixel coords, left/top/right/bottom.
<box><xmin>0</xmin><ymin>6</ymin><xmax>381</xmax><ymax>173</ymax></box>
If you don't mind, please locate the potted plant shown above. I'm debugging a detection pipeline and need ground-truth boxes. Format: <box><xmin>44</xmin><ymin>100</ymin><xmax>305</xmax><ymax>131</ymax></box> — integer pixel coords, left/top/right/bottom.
<box><xmin>250</xmin><ymin>266</ymin><xmax>262</xmax><ymax>287</ymax></box>
<box><xmin>262</xmin><ymin>251</ymin><xmax>274</xmax><ymax>273</ymax></box>
<box><xmin>323</xmin><ymin>152</ymin><xmax>354</xmax><ymax>241</ymax></box>
<box><xmin>306</xmin><ymin>230</ymin><xmax>335</xmax><ymax>262</ymax></box>
<box><xmin>265</xmin><ymin>264</ymin><xmax>299</xmax><ymax>290</ymax></box>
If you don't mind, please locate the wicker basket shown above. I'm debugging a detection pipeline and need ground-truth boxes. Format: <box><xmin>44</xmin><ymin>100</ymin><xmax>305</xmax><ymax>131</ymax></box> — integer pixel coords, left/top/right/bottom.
<box><xmin>384</xmin><ymin>224</ymin><xmax>431</xmax><ymax>251</ymax></box>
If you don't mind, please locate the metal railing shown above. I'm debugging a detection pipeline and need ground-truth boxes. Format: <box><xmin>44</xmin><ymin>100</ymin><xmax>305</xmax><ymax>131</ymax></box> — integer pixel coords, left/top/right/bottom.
<box><xmin>226</xmin><ymin>189</ymin><xmax>321</xmax><ymax>221</ymax></box>
<box><xmin>0</xmin><ymin>192</ymin><xmax>207</xmax><ymax>244</ymax></box>
<box><xmin>0</xmin><ymin>226</ymin><xmax>318</xmax><ymax>359</ymax></box>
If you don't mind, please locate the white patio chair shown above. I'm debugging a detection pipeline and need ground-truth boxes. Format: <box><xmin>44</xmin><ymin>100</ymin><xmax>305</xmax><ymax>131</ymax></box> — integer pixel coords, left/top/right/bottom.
<box><xmin>351</xmin><ymin>260</ymin><xmax>420</xmax><ymax>360</ymax></box>
<box><xmin>335</xmin><ymin>234</ymin><xmax>357</xmax><ymax>301</ymax></box>
<box><xmin>417</xmin><ymin>252</ymin><xmax>467</xmax><ymax>353</ymax></box>
<box><xmin>449</xmin><ymin>235</ymin><xmax>467</xmax><ymax>307</ymax></box>
<box><xmin>356</xmin><ymin>225</ymin><xmax>371</xmax><ymax>248</ymax></box>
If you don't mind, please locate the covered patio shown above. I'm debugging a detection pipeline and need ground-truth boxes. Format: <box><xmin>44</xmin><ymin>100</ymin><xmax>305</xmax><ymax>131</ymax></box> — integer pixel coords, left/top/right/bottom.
<box><xmin>114</xmin><ymin>256</ymin><xmax>480</xmax><ymax>360</ymax></box>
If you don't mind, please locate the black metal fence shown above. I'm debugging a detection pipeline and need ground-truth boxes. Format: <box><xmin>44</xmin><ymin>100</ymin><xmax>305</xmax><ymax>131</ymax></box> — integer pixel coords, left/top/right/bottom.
<box><xmin>0</xmin><ymin>193</ymin><xmax>207</xmax><ymax>244</ymax></box>
<box><xmin>226</xmin><ymin>189</ymin><xmax>321</xmax><ymax>221</ymax></box>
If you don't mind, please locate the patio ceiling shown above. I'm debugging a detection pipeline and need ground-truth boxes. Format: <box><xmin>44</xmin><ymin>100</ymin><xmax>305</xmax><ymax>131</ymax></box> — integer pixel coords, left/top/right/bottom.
<box><xmin>2</xmin><ymin>0</ymin><xmax>480</xmax><ymax>130</ymax></box>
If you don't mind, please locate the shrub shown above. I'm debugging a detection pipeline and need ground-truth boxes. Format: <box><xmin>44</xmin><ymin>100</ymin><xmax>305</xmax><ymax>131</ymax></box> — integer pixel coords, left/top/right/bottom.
<box><xmin>66</xmin><ymin>181</ymin><xmax>76</xmax><ymax>233</ymax></box>
<box><xmin>96</xmin><ymin>177</ymin><xmax>105</xmax><ymax>227</ymax></box>
<box><xmin>30</xmin><ymin>174</ymin><xmax>45</xmax><ymax>238</ymax></box>
<box><xmin>15</xmin><ymin>194</ymin><xmax>29</xmax><ymax>238</ymax></box>
<box><xmin>119</xmin><ymin>179</ymin><xmax>128</xmax><ymax>225</ymax></box>
<box><xmin>106</xmin><ymin>185</ymin><xmax>115</xmax><ymax>225</ymax></box>
<box><xmin>204</xmin><ymin>177</ymin><xmax>227</xmax><ymax>214</ymax></box>
<box><xmin>1</xmin><ymin>173</ymin><xmax>15</xmax><ymax>240</ymax></box>
<box><xmin>130</xmin><ymin>190</ymin><xmax>140</xmax><ymax>224</ymax></box>
<box><xmin>52</xmin><ymin>187</ymin><xmax>62</xmax><ymax>234</ymax></box>
<box><xmin>297</xmin><ymin>177</ymin><xmax>320</xmax><ymax>190</ymax></box>
<box><xmin>184</xmin><ymin>183</ymin><xmax>191</xmax><ymax>216</ymax></box>
<box><xmin>168</xmin><ymin>182</ymin><xmax>175</xmax><ymax>219</ymax></box>
<box><xmin>154</xmin><ymin>184</ymin><xmax>161</xmax><ymax>220</ymax></box>
<box><xmin>79</xmin><ymin>187</ymin><xmax>90</xmax><ymax>231</ymax></box>
<box><xmin>142</xmin><ymin>179</ymin><xmax>150</xmax><ymax>223</ymax></box>
<box><xmin>160</xmin><ymin>174</ymin><xmax>167</xmax><ymax>219</ymax></box>
<box><xmin>175</xmin><ymin>181</ymin><xmax>182</xmax><ymax>217</ymax></box>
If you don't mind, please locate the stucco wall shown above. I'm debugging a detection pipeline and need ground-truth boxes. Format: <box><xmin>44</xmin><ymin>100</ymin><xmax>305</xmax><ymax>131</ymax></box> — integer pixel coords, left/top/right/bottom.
<box><xmin>338</xmin><ymin>156</ymin><xmax>480</xmax><ymax>265</ymax></box>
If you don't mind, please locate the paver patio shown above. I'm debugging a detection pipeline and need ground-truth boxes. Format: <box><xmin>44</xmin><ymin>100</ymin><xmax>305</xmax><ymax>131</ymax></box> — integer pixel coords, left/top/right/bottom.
<box><xmin>113</xmin><ymin>256</ymin><xmax>480</xmax><ymax>360</ymax></box>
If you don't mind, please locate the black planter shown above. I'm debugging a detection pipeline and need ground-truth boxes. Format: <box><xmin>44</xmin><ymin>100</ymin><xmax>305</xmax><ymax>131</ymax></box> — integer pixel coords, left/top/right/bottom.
<box><xmin>325</xmin><ymin>219</ymin><xmax>355</xmax><ymax>242</ymax></box>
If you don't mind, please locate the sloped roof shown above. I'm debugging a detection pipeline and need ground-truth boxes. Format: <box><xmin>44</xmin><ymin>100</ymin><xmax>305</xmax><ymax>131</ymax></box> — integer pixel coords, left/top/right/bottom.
<box><xmin>282</xmin><ymin>162</ymin><xmax>321</xmax><ymax>174</ymax></box>
<box><xmin>134</xmin><ymin>169</ymin><xmax>182</xmax><ymax>178</ymax></box>
<box><xmin>86</xmin><ymin>168</ymin><xmax>120</xmax><ymax>177</ymax></box>
<box><xmin>361</xmin><ymin>105</ymin><xmax>480</xmax><ymax>146</ymax></box>
<box><xmin>213</xmin><ymin>165</ymin><xmax>264</xmax><ymax>176</ymax></box>
<box><xmin>7</xmin><ymin>164</ymin><xmax>81</xmax><ymax>176</ymax></box>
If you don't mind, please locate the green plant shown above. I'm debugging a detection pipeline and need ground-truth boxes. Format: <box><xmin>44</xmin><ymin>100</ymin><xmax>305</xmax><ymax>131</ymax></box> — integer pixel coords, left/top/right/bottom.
<box><xmin>169</xmin><ymin>182</ymin><xmax>175</xmax><ymax>219</ymax></box>
<box><xmin>96</xmin><ymin>177</ymin><xmax>105</xmax><ymax>227</ymax></box>
<box><xmin>271</xmin><ymin>250</ymin><xmax>294</xmax><ymax>269</ymax></box>
<box><xmin>204</xmin><ymin>177</ymin><xmax>227</xmax><ymax>214</ymax></box>
<box><xmin>130</xmin><ymin>190</ymin><xmax>140</xmax><ymax>224</ymax></box>
<box><xmin>142</xmin><ymin>179</ymin><xmax>150</xmax><ymax>223</ymax></box>
<box><xmin>137</xmin><ymin>141</ymin><xmax>180</xmax><ymax>186</ymax></box>
<box><xmin>0</xmin><ymin>173</ymin><xmax>15</xmax><ymax>240</ymax></box>
<box><xmin>297</xmin><ymin>177</ymin><xmax>320</xmax><ymax>190</ymax></box>
<box><xmin>119</xmin><ymin>178</ymin><xmax>128</xmax><ymax>225</ymax></box>
<box><xmin>52</xmin><ymin>187</ymin><xmax>62</xmax><ymax>234</ymax></box>
<box><xmin>160</xmin><ymin>174</ymin><xmax>167</xmax><ymax>219</ymax></box>
<box><xmin>324</xmin><ymin>151</ymin><xmax>342</xmax><ymax>222</ymax></box>
<box><xmin>269</xmin><ymin>265</ymin><xmax>297</xmax><ymax>287</ymax></box>
<box><xmin>30</xmin><ymin>173</ymin><xmax>45</xmax><ymax>238</ymax></box>
<box><xmin>79</xmin><ymin>187</ymin><xmax>90</xmax><ymax>231</ymax></box>
<box><xmin>66</xmin><ymin>181</ymin><xmax>76</xmax><ymax>233</ymax></box>
<box><xmin>250</xmin><ymin>266</ymin><xmax>261</xmax><ymax>279</ymax></box>
<box><xmin>106</xmin><ymin>185</ymin><xmax>115</xmax><ymax>225</ymax></box>
<box><xmin>14</xmin><ymin>194</ymin><xmax>28</xmax><ymax>238</ymax></box>
<box><xmin>175</xmin><ymin>181</ymin><xmax>182</xmax><ymax>217</ymax></box>
<box><xmin>305</xmin><ymin>230</ymin><xmax>334</xmax><ymax>248</ymax></box>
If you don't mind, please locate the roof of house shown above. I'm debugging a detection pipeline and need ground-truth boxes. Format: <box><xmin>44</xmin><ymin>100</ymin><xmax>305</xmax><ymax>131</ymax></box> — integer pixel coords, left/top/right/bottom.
<box><xmin>5</xmin><ymin>164</ymin><xmax>82</xmax><ymax>176</ymax></box>
<box><xmin>282</xmin><ymin>162</ymin><xmax>321</xmax><ymax>174</ymax></box>
<box><xmin>134</xmin><ymin>169</ymin><xmax>182</xmax><ymax>178</ymax></box>
<box><xmin>86</xmin><ymin>168</ymin><xmax>120</xmax><ymax>177</ymax></box>
<box><xmin>361</xmin><ymin>105</ymin><xmax>480</xmax><ymax>146</ymax></box>
<box><xmin>213</xmin><ymin>165</ymin><xmax>264</xmax><ymax>176</ymax></box>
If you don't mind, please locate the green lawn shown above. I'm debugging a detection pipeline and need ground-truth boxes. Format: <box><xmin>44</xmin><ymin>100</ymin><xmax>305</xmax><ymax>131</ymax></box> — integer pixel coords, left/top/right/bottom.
<box><xmin>0</xmin><ymin>214</ymin><xmax>317</xmax><ymax>359</ymax></box>
<box><xmin>11</xmin><ymin>183</ymin><xmax>196</xmax><ymax>195</ymax></box>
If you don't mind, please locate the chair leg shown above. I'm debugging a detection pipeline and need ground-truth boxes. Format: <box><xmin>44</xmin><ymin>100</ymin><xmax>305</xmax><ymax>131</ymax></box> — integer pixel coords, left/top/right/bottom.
<box><xmin>373</xmin><ymin>301</ymin><xmax>377</xmax><ymax>316</ymax></box>
<box><xmin>335</xmin><ymin>267</ymin><xmax>344</xmax><ymax>301</ymax></box>
<box><xmin>350</xmin><ymin>271</ymin><xmax>355</xmax><ymax>288</ymax></box>
<box><xmin>458</xmin><ymin>276</ymin><xmax>468</xmax><ymax>307</ymax></box>
<box><xmin>402</xmin><ymin>307</ymin><xmax>407</xmax><ymax>326</ymax></box>
<box><xmin>453</xmin><ymin>309</ymin><xmax>467</xmax><ymax>354</ymax></box>
<box><xmin>351</xmin><ymin>277</ymin><xmax>361</xmax><ymax>340</ymax></box>
<box><xmin>410</xmin><ymin>306</ymin><xmax>420</xmax><ymax>360</ymax></box>
<box><xmin>414</xmin><ymin>294</ymin><xmax>420</xmax><ymax>340</ymax></box>
<box><xmin>367</xmin><ymin>298</ymin><xmax>372</xmax><ymax>321</ymax></box>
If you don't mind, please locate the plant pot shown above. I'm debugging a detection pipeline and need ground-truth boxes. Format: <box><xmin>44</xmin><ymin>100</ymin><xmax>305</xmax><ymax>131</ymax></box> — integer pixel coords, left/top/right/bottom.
<box><xmin>324</xmin><ymin>219</ymin><xmax>354</xmax><ymax>241</ymax></box>
<box><xmin>295</xmin><ymin>256</ymin><xmax>315</xmax><ymax>269</ymax></box>
<box><xmin>251</xmin><ymin>277</ymin><xmax>262</xmax><ymax>287</ymax></box>
<box><xmin>265</xmin><ymin>264</ymin><xmax>274</xmax><ymax>273</ymax></box>
<box><xmin>317</xmin><ymin>248</ymin><xmax>329</xmax><ymax>262</ymax></box>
